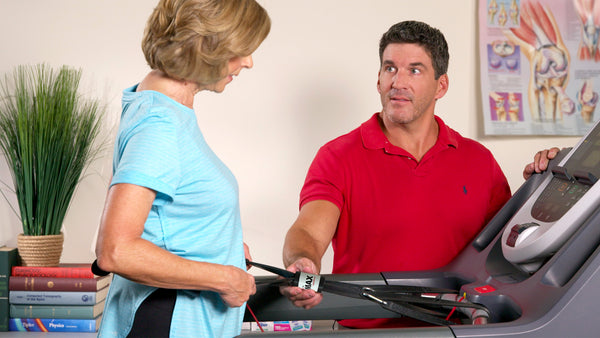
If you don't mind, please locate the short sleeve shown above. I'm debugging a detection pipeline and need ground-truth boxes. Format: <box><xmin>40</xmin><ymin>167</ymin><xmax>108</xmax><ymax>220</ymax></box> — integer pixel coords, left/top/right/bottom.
<box><xmin>112</xmin><ymin>111</ymin><xmax>180</xmax><ymax>204</ymax></box>
<box><xmin>299</xmin><ymin>146</ymin><xmax>345</xmax><ymax>210</ymax></box>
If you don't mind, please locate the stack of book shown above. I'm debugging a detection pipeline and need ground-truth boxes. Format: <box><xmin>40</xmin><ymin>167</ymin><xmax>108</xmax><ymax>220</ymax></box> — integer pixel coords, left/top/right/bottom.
<box><xmin>7</xmin><ymin>263</ymin><xmax>110</xmax><ymax>333</ymax></box>
<box><xmin>0</xmin><ymin>247</ymin><xmax>19</xmax><ymax>332</ymax></box>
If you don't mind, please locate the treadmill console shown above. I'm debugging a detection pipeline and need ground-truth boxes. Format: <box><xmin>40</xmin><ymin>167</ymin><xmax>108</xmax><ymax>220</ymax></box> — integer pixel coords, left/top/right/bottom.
<box><xmin>502</xmin><ymin>121</ymin><xmax>600</xmax><ymax>273</ymax></box>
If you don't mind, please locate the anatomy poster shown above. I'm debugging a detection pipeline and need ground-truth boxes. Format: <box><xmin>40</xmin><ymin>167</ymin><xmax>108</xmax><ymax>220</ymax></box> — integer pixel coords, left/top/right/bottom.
<box><xmin>480</xmin><ymin>0</ymin><xmax>600</xmax><ymax>135</ymax></box>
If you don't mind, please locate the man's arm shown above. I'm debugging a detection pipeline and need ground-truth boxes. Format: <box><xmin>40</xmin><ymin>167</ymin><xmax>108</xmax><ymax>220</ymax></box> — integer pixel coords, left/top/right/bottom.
<box><xmin>281</xmin><ymin>200</ymin><xmax>340</xmax><ymax>309</ymax></box>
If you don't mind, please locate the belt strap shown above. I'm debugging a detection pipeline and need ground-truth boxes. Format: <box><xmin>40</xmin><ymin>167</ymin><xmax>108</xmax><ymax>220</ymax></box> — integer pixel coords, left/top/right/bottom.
<box><xmin>247</xmin><ymin>260</ymin><xmax>488</xmax><ymax>326</ymax></box>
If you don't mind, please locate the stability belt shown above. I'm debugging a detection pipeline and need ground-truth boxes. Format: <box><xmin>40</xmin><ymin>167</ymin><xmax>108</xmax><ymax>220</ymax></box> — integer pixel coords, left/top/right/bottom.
<box><xmin>247</xmin><ymin>259</ymin><xmax>489</xmax><ymax>326</ymax></box>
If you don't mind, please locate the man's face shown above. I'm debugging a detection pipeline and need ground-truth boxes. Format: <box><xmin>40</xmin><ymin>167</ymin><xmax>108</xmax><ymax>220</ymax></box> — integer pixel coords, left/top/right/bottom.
<box><xmin>377</xmin><ymin>43</ymin><xmax>448</xmax><ymax>127</ymax></box>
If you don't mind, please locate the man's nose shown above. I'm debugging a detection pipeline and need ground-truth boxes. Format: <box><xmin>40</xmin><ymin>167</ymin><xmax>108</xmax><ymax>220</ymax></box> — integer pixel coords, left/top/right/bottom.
<box><xmin>392</xmin><ymin>72</ymin><xmax>408</xmax><ymax>89</ymax></box>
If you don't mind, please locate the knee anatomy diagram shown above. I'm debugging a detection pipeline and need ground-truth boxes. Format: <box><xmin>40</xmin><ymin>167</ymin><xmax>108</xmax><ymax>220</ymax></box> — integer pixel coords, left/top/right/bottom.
<box><xmin>483</xmin><ymin>0</ymin><xmax>600</xmax><ymax>132</ymax></box>
<box><xmin>574</xmin><ymin>0</ymin><xmax>600</xmax><ymax>61</ymax></box>
<box><xmin>503</xmin><ymin>1</ymin><xmax>574</xmax><ymax>122</ymax></box>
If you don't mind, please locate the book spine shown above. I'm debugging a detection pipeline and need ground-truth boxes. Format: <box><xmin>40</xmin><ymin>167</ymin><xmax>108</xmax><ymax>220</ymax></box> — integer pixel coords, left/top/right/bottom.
<box><xmin>0</xmin><ymin>299</ymin><xmax>8</xmax><ymax>332</ymax></box>
<box><xmin>9</xmin><ymin>291</ymin><xmax>100</xmax><ymax>305</ymax></box>
<box><xmin>9</xmin><ymin>318</ymin><xmax>99</xmax><ymax>332</ymax></box>
<box><xmin>0</xmin><ymin>248</ymin><xmax>18</xmax><ymax>331</ymax></box>
<box><xmin>11</xmin><ymin>266</ymin><xmax>94</xmax><ymax>279</ymax></box>
<box><xmin>10</xmin><ymin>303</ymin><xmax>103</xmax><ymax>319</ymax></box>
<box><xmin>9</xmin><ymin>276</ymin><xmax>100</xmax><ymax>291</ymax></box>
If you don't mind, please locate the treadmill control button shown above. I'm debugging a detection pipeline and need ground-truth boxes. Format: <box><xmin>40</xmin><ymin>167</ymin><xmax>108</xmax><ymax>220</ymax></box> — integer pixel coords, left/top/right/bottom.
<box><xmin>506</xmin><ymin>223</ymin><xmax>539</xmax><ymax>247</ymax></box>
<box><xmin>474</xmin><ymin>285</ymin><xmax>496</xmax><ymax>293</ymax></box>
<box><xmin>573</xmin><ymin>170</ymin><xmax>598</xmax><ymax>185</ymax></box>
<box><xmin>551</xmin><ymin>166</ymin><xmax>573</xmax><ymax>181</ymax></box>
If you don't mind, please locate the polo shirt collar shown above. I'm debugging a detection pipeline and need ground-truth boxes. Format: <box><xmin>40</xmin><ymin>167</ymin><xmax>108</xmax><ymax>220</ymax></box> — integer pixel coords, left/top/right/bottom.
<box><xmin>361</xmin><ymin>113</ymin><xmax>458</xmax><ymax>156</ymax></box>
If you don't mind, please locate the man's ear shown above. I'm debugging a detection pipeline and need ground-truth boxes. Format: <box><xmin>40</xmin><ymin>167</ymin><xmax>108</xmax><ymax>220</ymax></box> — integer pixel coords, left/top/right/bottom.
<box><xmin>435</xmin><ymin>73</ymin><xmax>449</xmax><ymax>100</ymax></box>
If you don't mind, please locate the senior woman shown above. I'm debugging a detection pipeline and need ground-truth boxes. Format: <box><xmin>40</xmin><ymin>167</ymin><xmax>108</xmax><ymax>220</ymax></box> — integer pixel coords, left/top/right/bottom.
<box><xmin>94</xmin><ymin>0</ymin><xmax>270</xmax><ymax>337</ymax></box>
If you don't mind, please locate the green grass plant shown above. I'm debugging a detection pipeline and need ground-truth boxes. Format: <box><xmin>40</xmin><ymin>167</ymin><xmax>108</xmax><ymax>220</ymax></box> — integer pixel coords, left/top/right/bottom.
<box><xmin>0</xmin><ymin>64</ymin><xmax>104</xmax><ymax>236</ymax></box>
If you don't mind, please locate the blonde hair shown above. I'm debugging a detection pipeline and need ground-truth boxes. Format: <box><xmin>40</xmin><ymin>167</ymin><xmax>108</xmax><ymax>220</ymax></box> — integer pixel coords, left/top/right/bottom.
<box><xmin>142</xmin><ymin>0</ymin><xmax>271</xmax><ymax>85</ymax></box>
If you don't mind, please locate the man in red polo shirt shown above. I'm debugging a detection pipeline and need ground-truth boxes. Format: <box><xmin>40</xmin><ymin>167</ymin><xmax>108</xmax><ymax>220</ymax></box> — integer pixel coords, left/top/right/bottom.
<box><xmin>280</xmin><ymin>20</ymin><xmax>558</xmax><ymax>329</ymax></box>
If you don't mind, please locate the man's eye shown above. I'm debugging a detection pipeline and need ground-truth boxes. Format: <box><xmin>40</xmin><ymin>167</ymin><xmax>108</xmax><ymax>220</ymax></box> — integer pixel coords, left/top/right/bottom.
<box><xmin>384</xmin><ymin>66</ymin><xmax>396</xmax><ymax>72</ymax></box>
<box><xmin>410</xmin><ymin>68</ymin><xmax>421</xmax><ymax>74</ymax></box>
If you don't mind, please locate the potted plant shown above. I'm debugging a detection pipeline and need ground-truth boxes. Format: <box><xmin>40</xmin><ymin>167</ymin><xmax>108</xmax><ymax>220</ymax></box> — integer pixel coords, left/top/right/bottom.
<box><xmin>0</xmin><ymin>64</ymin><xmax>105</xmax><ymax>266</ymax></box>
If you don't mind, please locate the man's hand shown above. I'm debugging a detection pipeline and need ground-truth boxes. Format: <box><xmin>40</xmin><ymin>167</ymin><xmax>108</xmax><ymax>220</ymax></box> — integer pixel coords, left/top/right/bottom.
<box><xmin>523</xmin><ymin>147</ymin><xmax>561</xmax><ymax>179</ymax></box>
<box><xmin>279</xmin><ymin>257</ymin><xmax>323</xmax><ymax>309</ymax></box>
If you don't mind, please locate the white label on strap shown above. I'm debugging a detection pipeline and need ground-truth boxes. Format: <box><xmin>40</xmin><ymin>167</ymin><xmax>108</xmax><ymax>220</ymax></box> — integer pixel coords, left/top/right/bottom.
<box><xmin>297</xmin><ymin>272</ymin><xmax>320</xmax><ymax>291</ymax></box>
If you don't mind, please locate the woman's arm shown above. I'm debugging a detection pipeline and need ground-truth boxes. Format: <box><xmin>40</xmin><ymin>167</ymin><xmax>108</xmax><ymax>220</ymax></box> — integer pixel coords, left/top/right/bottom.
<box><xmin>95</xmin><ymin>183</ymin><xmax>255</xmax><ymax>307</ymax></box>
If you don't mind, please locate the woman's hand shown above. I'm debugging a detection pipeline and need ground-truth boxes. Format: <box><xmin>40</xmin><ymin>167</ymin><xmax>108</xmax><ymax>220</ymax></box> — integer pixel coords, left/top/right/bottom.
<box><xmin>219</xmin><ymin>265</ymin><xmax>256</xmax><ymax>307</ymax></box>
<box><xmin>244</xmin><ymin>242</ymin><xmax>252</xmax><ymax>270</ymax></box>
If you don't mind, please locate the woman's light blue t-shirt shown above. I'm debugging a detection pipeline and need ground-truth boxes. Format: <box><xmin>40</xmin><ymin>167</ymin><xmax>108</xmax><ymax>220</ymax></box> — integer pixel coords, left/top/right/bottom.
<box><xmin>98</xmin><ymin>85</ymin><xmax>246</xmax><ymax>338</ymax></box>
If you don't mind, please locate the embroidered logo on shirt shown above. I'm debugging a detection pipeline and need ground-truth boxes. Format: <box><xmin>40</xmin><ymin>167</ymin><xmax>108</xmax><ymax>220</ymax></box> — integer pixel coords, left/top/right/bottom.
<box><xmin>463</xmin><ymin>186</ymin><xmax>468</xmax><ymax>195</ymax></box>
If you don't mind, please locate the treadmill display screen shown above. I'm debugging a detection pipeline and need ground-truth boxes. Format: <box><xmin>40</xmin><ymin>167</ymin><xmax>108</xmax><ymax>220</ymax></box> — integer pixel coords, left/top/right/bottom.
<box><xmin>565</xmin><ymin>123</ymin><xmax>600</xmax><ymax>179</ymax></box>
<box><xmin>530</xmin><ymin>122</ymin><xmax>600</xmax><ymax>223</ymax></box>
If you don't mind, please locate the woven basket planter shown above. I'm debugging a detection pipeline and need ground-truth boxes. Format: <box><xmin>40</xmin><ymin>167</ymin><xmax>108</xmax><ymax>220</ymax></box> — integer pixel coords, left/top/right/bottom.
<box><xmin>17</xmin><ymin>232</ymin><xmax>64</xmax><ymax>266</ymax></box>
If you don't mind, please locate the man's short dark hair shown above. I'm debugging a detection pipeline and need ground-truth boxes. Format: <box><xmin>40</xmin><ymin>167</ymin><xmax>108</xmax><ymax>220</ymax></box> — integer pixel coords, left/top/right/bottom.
<box><xmin>379</xmin><ymin>21</ymin><xmax>449</xmax><ymax>79</ymax></box>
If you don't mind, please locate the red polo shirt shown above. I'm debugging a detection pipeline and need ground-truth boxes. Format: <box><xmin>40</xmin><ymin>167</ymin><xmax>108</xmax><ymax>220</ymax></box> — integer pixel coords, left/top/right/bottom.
<box><xmin>301</xmin><ymin>113</ymin><xmax>510</xmax><ymax>274</ymax></box>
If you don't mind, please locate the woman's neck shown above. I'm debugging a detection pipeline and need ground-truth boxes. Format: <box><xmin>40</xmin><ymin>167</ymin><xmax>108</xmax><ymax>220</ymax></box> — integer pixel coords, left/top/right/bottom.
<box><xmin>137</xmin><ymin>70</ymin><xmax>199</xmax><ymax>109</ymax></box>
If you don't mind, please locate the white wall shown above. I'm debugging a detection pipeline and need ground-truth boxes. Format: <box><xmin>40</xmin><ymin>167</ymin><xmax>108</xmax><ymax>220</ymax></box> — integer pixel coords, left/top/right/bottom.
<box><xmin>0</xmin><ymin>0</ymin><xmax>580</xmax><ymax>275</ymax></box>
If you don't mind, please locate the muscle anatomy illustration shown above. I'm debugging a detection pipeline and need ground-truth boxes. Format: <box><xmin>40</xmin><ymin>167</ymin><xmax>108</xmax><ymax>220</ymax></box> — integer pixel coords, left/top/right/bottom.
<box><xmin>498</xmin><ymin>3</ymin><xmax>508</xmax><ymax>26</ymax></box>
<box><xmin>577</xmin><ymin>79</ymin><xmax>599</xmax><ymax>123</ymax></box>
<box><xmin>574</xmin><ymin>0</ymin><xmax>600</xmax><ymax>61</ymax></box>
<box><xmin>508</xmin><ymin>92</ymin><xmax>521</xmax><ymax>121</ymax></box>
<box><xmin>503</xmin><ymin>1</ymin><xmax>575</xmax><ymax>122</ymax></box>
<box><xmin>490</xmin><ymin>92</ymin><xmax>507</xmax><ymax>121</ymax></box>
<box><xmin>489</xmin><ymin>0</ymin><xmax>499</xmax><ymax>24</ymax></box>
<box><xmin>510</xmin><ymin>0</ymin><xmax>520</xmax><ymax>25</ymax></box>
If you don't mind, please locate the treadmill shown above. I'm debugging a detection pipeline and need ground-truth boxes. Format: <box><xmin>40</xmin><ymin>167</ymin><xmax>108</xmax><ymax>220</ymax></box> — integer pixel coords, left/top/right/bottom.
<box><xmin>241</xmin><ymin>119</ymin><xmax>600</xmax><ymax>337</ymax></box>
